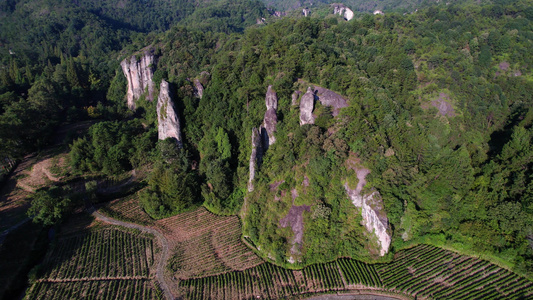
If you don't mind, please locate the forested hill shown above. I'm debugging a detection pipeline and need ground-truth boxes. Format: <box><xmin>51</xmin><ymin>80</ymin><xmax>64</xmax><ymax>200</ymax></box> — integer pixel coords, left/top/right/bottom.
<box><xmin>1</xmin><ymin>0</ymin><xmax>533</xmax><ymax>281</ymax></box>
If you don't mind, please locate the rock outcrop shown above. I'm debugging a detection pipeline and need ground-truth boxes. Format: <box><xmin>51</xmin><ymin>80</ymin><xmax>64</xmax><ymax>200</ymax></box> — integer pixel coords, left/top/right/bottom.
<box><xmin>193</xmin><ymin>79</ymin><xmax>204</xmax><ymax>99</ymax></box>
<box><xmin>249</xmin><ymin>86</ymin><xmax>279</xmax><ymax>191</ymax></box>
<box><xmin>291</xmin><ymin>90</ymin><xmax>301</xmax><ymax>106</ymax></box>
<box><xmin>313</xmin><ymin>86</ymin><xmax>348</xmax><ymax>116</ymax></box>
<box><xmin>261</xmin><ymin>85</ymin><xmax>278</xmax><ymax>147</ymax></box>
<box><xmin>344</xmin><ymin>168</ymin><xmax>391</xmax><ymax>256</ymax></box>
<box><xmin>157</xmin><ymin>80</ymin><xmax>182</xmax><ymax>146</ymax></box>
<box><xmin>299</xmin><ymin>87</ymin><xmax>316</xmax><ymax>125</ymax></box>
<box><xmin>121</xmin><ymin>49</ymin><xmax>156</xmax><ymax>110</ymax></box>
<box><xmin>332</xmin><ymin>4</ymin><xmax>354</xmax><ymax>21</ymax></box>
<box><xmin>248</xmin><ymin>128</ymin><xmax>263</xmax><ymax>192</ymax></box>
<box><xmin>297</xmin><ymin>83</ymin><xmax>349</xmax><ymax>125</ymax></box>
<box><xmin>302</xmin><ymin>8</ymin><xmax>310</xmax><ymax>17</ymax></box>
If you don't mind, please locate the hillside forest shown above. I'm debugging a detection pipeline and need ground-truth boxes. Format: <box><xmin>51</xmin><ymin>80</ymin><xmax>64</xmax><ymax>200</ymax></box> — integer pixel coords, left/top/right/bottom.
<box><xmin>1</xmin><ymin>0</ymin><xmax>533</xmax><ymax>284</ymax></box>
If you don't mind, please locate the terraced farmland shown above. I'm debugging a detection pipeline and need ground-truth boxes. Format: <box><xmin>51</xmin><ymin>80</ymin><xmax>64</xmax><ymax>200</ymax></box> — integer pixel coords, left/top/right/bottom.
<box><xmin>30</xmin><ymin>201</ymin><xmax>532</xmax><ymax>300</ymax></box>
<box><xmin>26</xmin><ymin>225</ymin><xmax>160</xmax><ymax>299</ymax></box>
<box><xmin>25</xmin><ymin>279</ymin><xmax>158</xmax><ymax>300</ymax></box>
<box><xmin>176</xmin><ymin>245</ymin><xmax>533</xmax><ymax>299</ymax></box>
<box><xmin>159</xmin><ymin>207</ymin><xmax>264</xmax><ymax>281</ymax></box>
<box><xmin>375</xmin><ymin>244</ymin><xmax>533</xmax><ymax>299</ymax></box>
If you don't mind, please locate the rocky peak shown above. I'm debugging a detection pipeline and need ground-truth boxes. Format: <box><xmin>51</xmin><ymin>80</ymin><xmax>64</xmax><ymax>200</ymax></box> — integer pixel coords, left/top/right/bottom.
<box><xmin>332</xmin><ymin>3</ymin><xmax>354</xmax><ymax>21</ymax></box>
<box><xmin>120</xmin><ymin>49</ymin><xmax>157</xmax><ymax>110</ymax></box>
<box><xmin>157</xmin><ymin>80</ymin><xmax>182</xmax><ymax>147</ymax></box>
<box><xmin>299</xmin><ymin>87</ymin><xmax>316</xmax><ymax>125</ymax></box>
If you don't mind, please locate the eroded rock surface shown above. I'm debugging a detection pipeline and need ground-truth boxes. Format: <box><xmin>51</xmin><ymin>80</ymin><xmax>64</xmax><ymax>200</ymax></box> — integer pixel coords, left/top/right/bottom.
<box><xmin>261</xmin><ymin>85</ymin><xmax>278</xmax><ymax>147</ymax></box>
<box><xmin>292</xmin><ymin>90</ymin><xmax>301</xmax><ymax>106</ymax></box>
<box><xmin>157</xmin><ymin>80</ymin><xmax>182</xmax><ymax>146</ymax></box>
<box><xmin>280</xmin><ymin>205</ymin><xmax>311</xmax><ymax>257</ymax></box>
<box><xmin>249</xmin><ymin>86</ymin><xmax>279</xmax><ymax>191</ymax></box>
<box><xmin>313</xmin><ymin>86</ymin><xmax>348</xmax><ymax>116</ymax></box>
<box><xmin>344</xmin><ymin>168</ymin><xmax>391</xmax><ymax>256</ymax></box>
<box><xmin>193</xmin><ymin>79</ymin><xmax>204</xmax><ymax>99</ymax></box>
<box><xmin>248</xmin><ymin>128</ymin><xmax>263</xmax><ymax>192</ymax></box>
<box><xmin>300</xmin><ymin>87</ymin><xmax>316</xmax><ymax>125</ymax></box>
<box><xmin>332</xmin><ymin>3</ymin><xmax>354</xmax><ymax>21</ymax></box>
<box><xmin>121</xmin><ymin>49</ymin><xmax>156</xmax><ymax>110</ymax></box>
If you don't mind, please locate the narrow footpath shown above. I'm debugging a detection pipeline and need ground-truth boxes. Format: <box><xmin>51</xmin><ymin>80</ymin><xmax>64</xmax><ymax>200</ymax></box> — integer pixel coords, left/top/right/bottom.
<box><xmin>88</xmin><ymin>206</ymin><xmax>174</xmax><ymax>300</ymax></box>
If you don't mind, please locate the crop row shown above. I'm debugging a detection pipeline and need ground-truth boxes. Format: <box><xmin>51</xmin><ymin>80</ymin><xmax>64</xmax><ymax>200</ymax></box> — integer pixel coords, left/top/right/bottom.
<box><xmin>176</xmin><ymin>244</ymin><xmax>532</xmax><ymax>299</ymax></box>
<box><xmin>26</xmin><ymin>279</ymin><xmax>156</xmax><ymax>300</ymax></box>
<box><xmin>302</xmin><ymin>261</ymin><xmax>345</xmax><ymax>292</ymax></box>
<box><xmin>178</xmin><ymin>260</ymin><xmax>349</xmax><ymax>299</ymax></box>
<box><xmin>40</xmin><ymin>228</ymin><xmax>155</xmax><ymax>280</ymax></box>
<box><xmin>375</xmin><ymin>245</ymin><xmax>533</xmax><ymax>299</ymax></box>
<box><xmin>337</xmin><ymin>258</ymin><xmax>381</xmax><ymax>287</ymax></box>
<box><xmin>178</xmin><ymin>263</ymin><xmax>306</xmax><ymax>299</ymax></box>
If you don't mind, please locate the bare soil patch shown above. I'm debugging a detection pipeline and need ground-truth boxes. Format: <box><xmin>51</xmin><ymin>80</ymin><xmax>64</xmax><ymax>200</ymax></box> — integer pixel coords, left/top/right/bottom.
<box><xmin>17</xmin><ymin>156</ymin><xmax>63</xmax><ymax>192</ymax></box>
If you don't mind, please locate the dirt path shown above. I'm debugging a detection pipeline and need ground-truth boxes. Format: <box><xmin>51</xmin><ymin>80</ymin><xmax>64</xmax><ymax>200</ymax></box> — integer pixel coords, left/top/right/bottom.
<box><xmin>88</xmin><ymin>206</ymin><xmax>174</xmax><ymax>300</ymax></box>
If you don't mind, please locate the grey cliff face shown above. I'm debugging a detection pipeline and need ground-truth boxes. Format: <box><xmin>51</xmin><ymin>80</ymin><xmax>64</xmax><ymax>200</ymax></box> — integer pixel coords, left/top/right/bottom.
<box><xmin>157</xmin><ymin>80</ymin><xmax>182</xmax><ymax>147</ymax></box>
<box><xmin>299</xmin><ymin>87</ymin><xmax>316</xmax><ymax>125</ymax></box>
<box><xmin>262</xmin><ymin>85</ymin><xmax>278</xmax><ymax>147</ymax></box>
<box><xmin>248</xmin><ymin>128</ymin><xmax>263</xmax><ymax>192</ymax></box>
<box><xmin>120</xmin><ymin>50</ymin><xmax>156</xmax><ymax>110</ymax></box>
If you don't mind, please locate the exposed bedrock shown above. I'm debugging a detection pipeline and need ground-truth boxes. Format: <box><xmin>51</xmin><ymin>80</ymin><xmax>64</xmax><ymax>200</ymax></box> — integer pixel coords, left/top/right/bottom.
<box><xmin>157</xmin><ymin>80</ymin><xmax>182</xmax><ymax>147</ymax></box>
<box><xmin>120</xmin><ymin>49</ymin><xmax>156</xmax><ymax>110</ymax></box>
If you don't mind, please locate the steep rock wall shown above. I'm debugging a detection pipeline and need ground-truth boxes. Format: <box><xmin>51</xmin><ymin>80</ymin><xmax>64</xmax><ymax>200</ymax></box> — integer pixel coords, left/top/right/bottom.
<box><xmin>120</xmin><ymin>49</ymin><xmax>156</xmax><ymax>110</ymax></box>
<box><xmin>261</xmin><ymin>85</ymin><xmax>278</xmax><ymax>147</ymax></box>
<box><xmin>248</xmin><ymin>128</ymin><xmax>263</xmax><ymax>192</ymax></box>
<box><xmin>344</xmin><ymin>168</ymin><xmax>391</xmax><ymax>256</ymax></box>
<box><xmin>157</xmin><ymin>80</ymin><xmax>182</xmax><ymax>146</ymax></box>
<box><xmin>249</xmin><ymin>86</ymin><xmax>278</xmax><ymax>192</ymax></box>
